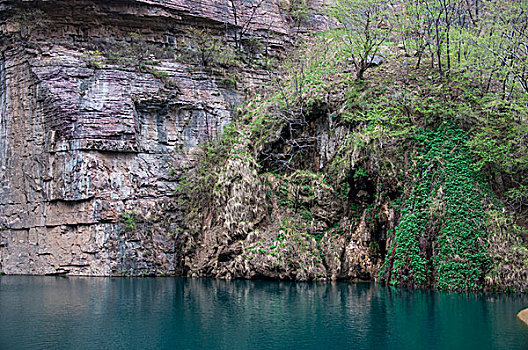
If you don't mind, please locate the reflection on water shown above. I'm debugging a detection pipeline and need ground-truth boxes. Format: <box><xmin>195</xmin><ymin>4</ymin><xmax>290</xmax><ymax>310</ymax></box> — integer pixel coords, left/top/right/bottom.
<box><xmin>0</xmin><ymin>277</ymin><xmax>527</xmax><ymax>349</ymax></box>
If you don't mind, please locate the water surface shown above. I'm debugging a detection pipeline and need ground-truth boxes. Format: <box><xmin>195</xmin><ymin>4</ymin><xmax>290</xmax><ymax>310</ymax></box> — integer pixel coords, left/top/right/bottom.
<box><xmin>0</xmin><ymin>276</ymin><xmax>527</xmax><ymax>349</ymax></box>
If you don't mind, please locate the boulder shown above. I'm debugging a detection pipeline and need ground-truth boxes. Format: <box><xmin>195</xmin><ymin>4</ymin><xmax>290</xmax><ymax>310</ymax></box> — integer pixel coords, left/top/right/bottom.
<box><xmin>518</xmin><ymin>308</ymin><xmax>528</xmax><ymax>327</ymax></box>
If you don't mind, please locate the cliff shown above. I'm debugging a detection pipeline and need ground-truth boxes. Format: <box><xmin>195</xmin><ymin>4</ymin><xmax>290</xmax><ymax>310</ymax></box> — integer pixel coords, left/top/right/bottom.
<box><xmin>1</xmin><ymin>0</ymin><xmax>527</xmax><ymax>293</ymax></box>
<box><xmin>0</xmin><ymin>0</ymin><xmax>330</xmax><ymax>276</ymax></box>
<box><xmin>166</xmin><ymin>0</ymin><xmax>528</xmax><ymax>291</ymax></box>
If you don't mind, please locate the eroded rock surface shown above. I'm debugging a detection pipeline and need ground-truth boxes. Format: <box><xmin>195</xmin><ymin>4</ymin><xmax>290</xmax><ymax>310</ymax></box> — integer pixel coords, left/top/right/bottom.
<box><xmin>0</xmin><ymin>0</ymin><xmax>314</xmax><ymax>276</ymax></box>
<box><xmin>0</xmin><ymin>0</ymin><xmax>377</xmax><ymax>281</ymax></box>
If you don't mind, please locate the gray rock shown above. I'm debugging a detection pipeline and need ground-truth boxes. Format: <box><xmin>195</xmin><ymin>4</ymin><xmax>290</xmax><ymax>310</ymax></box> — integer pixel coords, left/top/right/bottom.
<box><xmin>0</xmin><ymin>0</ymin><xmax>297</xmax><ymax>276</ymax></box>
<box><xmin>367</xmin><ymin>53</ymin><xmax>385</xmax><ymax>66</ymax></box>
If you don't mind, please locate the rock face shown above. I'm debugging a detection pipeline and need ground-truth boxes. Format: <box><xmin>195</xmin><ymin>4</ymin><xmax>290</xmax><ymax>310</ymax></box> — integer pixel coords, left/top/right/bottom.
<box><xmin>174</xmin><ymin>111</ymin><xmax>396</xmax><ymax>281</ymax></box>
<box><xmin>518</xmin><ymin>308</ymin><xmax>528</xmax><ymax>327</ymax></box>
<box><xmin>1</xmin><ymin>0</ymin><xmax>378</xmax><ymax>280</ymax></box>
<box><xmin>0</xmin><ymin>0</ymin><xmax>324</xmax><ymax>276</ymax></box>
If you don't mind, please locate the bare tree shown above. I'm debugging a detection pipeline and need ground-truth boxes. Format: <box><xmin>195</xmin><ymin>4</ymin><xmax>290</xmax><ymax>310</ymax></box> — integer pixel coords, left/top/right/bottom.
<box><xmin>331</xmin><ymin>0</ymin><xmax>390</xmax><ymax>80</ymax></box>
<box><xmin>227</xmin><ymin>0</ymin><xmax>266</xmax><ymax>51</ymax></box>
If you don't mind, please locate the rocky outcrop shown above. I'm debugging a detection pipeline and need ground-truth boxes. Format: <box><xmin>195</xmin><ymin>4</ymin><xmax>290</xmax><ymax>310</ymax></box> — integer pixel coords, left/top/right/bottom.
<box><xmin>173</xmin><ymin>98</ymin><xmax>397</xmax><ymax>281</ymax></box>
<box><xmin>518</xmin><ymin>308</ymin><xmax>528</xmax><ymax>327</ymax></box>
<box><xmin>0</xmin><ymin>0</ymin><xmax>328</xmax><ymax>276</ymax></box>
<box><xmin>2</xmin><ymin>0</ymin><xmax>380</xmax><ymax>281</ymax></box>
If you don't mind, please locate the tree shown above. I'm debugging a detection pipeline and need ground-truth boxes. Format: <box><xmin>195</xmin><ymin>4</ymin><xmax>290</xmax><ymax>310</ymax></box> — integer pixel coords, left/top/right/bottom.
<box><xmin>330</xmin><ymin>0</ymin><xmax>390</xmax><ymax>80</ymax></box>
<box><xmin>480</xmin><ymin>1</ymin><xmax>528</xmax><ymax>96</ymax></box>
<box><xmin>280</xmin><ymin>0</ymin><xmax>311</xmax><ymax>28</ymax></box>
<box><xmin>227</xmin><ymin>0</ymin><xmax>265</xmax><ymax>51</ymax></box>
<box><xmin>184</xmin><ymin>27</ymin><xmax>220</xmax><ymax>68</ymax></box>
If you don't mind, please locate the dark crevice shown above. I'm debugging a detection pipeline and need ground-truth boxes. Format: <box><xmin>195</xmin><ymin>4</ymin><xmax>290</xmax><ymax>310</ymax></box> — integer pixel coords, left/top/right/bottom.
<box><xmin>257</xmin><ymin>103</ymin><xmax>328</xmax><ymax>173</ymax></box>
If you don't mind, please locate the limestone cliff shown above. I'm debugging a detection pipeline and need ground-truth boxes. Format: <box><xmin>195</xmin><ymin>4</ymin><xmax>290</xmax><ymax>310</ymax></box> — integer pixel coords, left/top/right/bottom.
<box><xmin>0</xmin><ymin>0</ymin><xmax>331</xmax><ymax>276</ymax></box>
<box><xmin>5</xmin><ymin>0</ymin><xmax>524</xmax><ymax>291</ymax></box>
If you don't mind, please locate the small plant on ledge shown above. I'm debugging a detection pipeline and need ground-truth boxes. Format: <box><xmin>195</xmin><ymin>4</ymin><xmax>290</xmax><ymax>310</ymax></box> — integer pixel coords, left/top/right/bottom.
<box><xmin>120</xmin><ymin>212</ymin><xmax>137</xmax><ymax>230</ymax></box>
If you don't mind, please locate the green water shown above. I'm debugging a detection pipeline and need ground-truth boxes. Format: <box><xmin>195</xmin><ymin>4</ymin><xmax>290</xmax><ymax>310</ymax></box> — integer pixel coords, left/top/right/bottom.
<box><xmin>0</xmin><ymin>276</ymin><xmax>527</xmax><ymax>349</ymax></box>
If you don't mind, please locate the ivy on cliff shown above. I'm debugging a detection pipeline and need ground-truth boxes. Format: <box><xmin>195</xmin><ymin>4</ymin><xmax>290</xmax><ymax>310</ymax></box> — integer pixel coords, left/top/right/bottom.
<box><xmin>173</xmin><ymin>1</ymin><xmax>528</xmax><ymax>289</ymax></box>
<box><xmin>382</xmin><ymin>126</ymin><xmax>492</xmax><ymax>292</ymax></box>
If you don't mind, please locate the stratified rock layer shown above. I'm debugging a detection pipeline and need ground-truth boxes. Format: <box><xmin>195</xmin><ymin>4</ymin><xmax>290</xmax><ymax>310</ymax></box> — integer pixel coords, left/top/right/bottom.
<box><xmin>0</xmin><ymin>0</ymin><xmax>304</xmax><ymax>276</ymax></box>
<box><xmin>1</xmin><ymin>0</ymin><xmax>377</xmax><ymax>280</ymax></box>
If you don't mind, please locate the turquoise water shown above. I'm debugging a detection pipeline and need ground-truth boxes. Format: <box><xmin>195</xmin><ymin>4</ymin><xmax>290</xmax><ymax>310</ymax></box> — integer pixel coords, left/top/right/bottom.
<box><xmin>0</xmin><ymin>276</ymin><xmax>527</xmax><ymax>349</ymax></box>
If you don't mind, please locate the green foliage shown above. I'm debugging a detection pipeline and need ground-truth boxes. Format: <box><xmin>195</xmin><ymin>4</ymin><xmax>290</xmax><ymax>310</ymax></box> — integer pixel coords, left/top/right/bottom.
<box><xmin>82</xmin><ymin>50</ymin><xmax>103</xmax><ymax>69</ymax></box>
<box><xmin>242</xmin><ymin>37</ymin><xmax>263</xmax><ymax>57</ymax></box>
<box><xmin>395</xmin><ymin>0</ymin><xmax>528</xmax><ymax>94</ymax></box>
<box><xmin>220</xmin><ymin>74</ymin><xmax>239</xmax><ymax>89</ymax></box>
<box><xmin>274</xmin><ymin>171</ymin><xmax>319</xmax><ymax>208</ymax></box>
<box><xmin>280</xmin><ymin>0</ymin><xmax>311</xmax><ymax>26</ymax></box>
<box><xmin>369</xmin><ymin>241</ymin><xmax>380</xmax><ymax>255</ymax></box>
<box><xmin>79</xmin><ymin>31</ymin><xmax>175</xmax><ymax>73</ymax></box>
<box><xmin>170</xmin><ymin>1</ymin><xmax>528</xmax><ymax>290</ymax></box>
<box><xmin>149</xmin><ymin>68</ymin><xmax>168</xmax><ymax>79</ymax></box>
<box><xmin>243</xmin><ymin>31</ymin><xmax>354</xmax><ymax>155</ymax></box>
<box><xmin>120</xmin><ymin>212</ymin><xmax>137</xmax><ymax>230</ymax></box>
<box><xmin>182</xmin><ymin>27</ymin><xmax>238</xmax><ymax>68</ymax></box>
<box><xmin>465</xmin><ymin>95</ymin><xmax>528</xmax><ymax>199</ymax></box>
<box><xmin>353</xmin><ymin>167</ymin><xmax>368</xmax><ymax>178</ymax></box>
<box><xmin>329</xmin><ymin>0</ymin><xmax>390</xmax><ymax>80</ymax></box>
<box><xmin>505</xmin><ymin>186</ymin><xmax>528</xmax><ymax>212</ymax></box>
<box><xmin>383</xmin><ymin>126</ymin><xmax>491</xmax><ymax>292</ymax></box>
<box><xmin>121</xmin><ymin>31</ymin><xmax>173</xmax><ymax>66</ymax></box>
<box><xmin>183</xmin><ymin>27</ymin><xmax>218</xmax><ymax>67</ymax></box>
<box><xmin>148</xmin><ymin>67</ymin><xmax>177</xmax><ymax>87</ymax></box>
<box><xmin>175</xmin><ymin>122</ymin><xmax>246</xmax><ymax>236</ymax></box>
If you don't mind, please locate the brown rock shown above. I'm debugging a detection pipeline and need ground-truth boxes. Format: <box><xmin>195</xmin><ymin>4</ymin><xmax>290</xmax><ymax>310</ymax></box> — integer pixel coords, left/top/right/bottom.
<box><xmin>518</xmin><ymin>308</ymin><xmax>528</xmax><ymax>327</ymax></box>
<box><xmin>0</xmin><ymin>0</ymin><xmax>332</xmax><ymax>277</ymax></box>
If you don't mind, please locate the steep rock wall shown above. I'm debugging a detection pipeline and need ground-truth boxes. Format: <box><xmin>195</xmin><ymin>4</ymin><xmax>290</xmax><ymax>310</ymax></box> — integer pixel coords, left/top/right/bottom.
<box><xmin>0</xmin><ymin>0</ymin><xmax>326</xmax><ymax>275</ymax></box>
